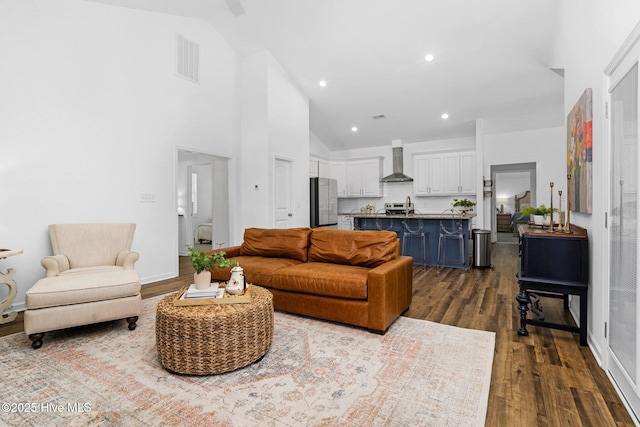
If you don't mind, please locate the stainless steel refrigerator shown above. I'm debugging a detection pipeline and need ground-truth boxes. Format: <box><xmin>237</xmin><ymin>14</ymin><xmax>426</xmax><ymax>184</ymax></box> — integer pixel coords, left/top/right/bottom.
<box><xmin>310</xmin><ymin>177</ymin><xmax>338</xmax><ymax>228</ymax></box>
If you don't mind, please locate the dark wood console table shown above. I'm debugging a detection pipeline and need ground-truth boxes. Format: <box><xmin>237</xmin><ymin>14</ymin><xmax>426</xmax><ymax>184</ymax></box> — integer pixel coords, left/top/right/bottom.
<box><xmin>516</xmin><ymin>224</ymin><xmax>589</xmax><ymax>346</ymax></box>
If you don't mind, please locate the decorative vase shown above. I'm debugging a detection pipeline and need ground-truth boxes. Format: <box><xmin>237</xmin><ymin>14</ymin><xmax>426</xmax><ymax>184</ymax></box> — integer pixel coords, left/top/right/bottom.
<box><xmin>226</xmin><ymin>266</ymin><xmax>246</xmax><ymax>295</ymax></box>
<box><xmin>533</xmin><ymin>214</ymin><xmax>544</xmax><ymax>225</ymax></box>
<box><xmin>193</xmin><ymin>271</ymin><xmax>212</xmax><ymax>290</ymax></box>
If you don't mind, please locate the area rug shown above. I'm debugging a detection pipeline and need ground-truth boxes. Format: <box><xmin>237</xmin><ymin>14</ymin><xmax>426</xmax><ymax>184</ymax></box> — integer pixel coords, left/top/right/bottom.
<box><xmin>0</xmin><ymin>295</ymin><xmax>495</xmax><ymax>426</ymax></box>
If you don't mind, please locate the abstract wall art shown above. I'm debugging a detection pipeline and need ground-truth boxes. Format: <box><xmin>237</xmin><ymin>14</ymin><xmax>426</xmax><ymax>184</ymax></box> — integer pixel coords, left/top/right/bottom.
<box><xmin>567</xmin><ymin>88</ymin><xmax>593</xmax><ymax>214</ymax></box>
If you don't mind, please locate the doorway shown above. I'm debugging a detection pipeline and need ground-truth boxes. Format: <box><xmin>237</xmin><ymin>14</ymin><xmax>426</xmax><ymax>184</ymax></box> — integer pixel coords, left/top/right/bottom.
<box><xmin>177</xmin><ymin>150</ymin><xmax>230</xmax><ymax>256</ymax></box>
<box><xmin>274</xmin><ymin>157</ymin><xmax>293</xmax><ymax>228</ymax></box>
<box><xmin>491</xmin><ymin>162</ymin><xmax>537</xmax><ymax>243</ymax></box>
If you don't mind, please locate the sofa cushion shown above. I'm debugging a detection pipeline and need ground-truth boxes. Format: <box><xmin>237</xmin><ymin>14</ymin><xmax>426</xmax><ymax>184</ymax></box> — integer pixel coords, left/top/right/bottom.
<box><xmin>308</xmin><ymin>229</ymin><xmax>398</xmax><ymax>268</ymax></box>
<box><xmin>26</xmin><ymin>270</ymin><xmax>140</xmax><ymax>309</ymax></box>
<box><xmin>210</xmin><ymin>255</ymin><xmax>303</xmax><ymax>287</ymax></box>
<box><xmin>240</xmin><ymin>228</ymin><xmax>312</xmax><ymax>262</ymax></box>
<box><xmin>272</xmin><ymin>262</ymin><xmax>369</xmax><ymax>300</ymax></box>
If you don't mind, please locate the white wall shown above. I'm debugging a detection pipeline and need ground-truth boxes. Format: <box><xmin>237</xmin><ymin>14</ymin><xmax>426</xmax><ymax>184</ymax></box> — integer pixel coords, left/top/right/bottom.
<box><xmin>310</xmin><ymin>131</ymin><xmax>331</xmax><ymax>158</ymax></box>
<box><xmin>238</xmin><ymin>51</ymin><xmax>310</xmax><ymax>241</ymax></box>
<box><xmin>482</xmin><ymin>127</ymin><xmax>565</xmax><ymax>228</ymax></box>
<box><xmin>0</xmin><ymin>0</ymin><xmax>239</xmax><ymax>310</ymax></box>
<box><xmin>552</xmin><ymin>1</ymin><xmax>640</xmax><ymax>363</ymax></box>
<box><xmin>239</xmin><ymin>52</ymin><xmax>270</xmax><ymax>235</ymax></box>
<box><xmin>266</xmin><ymin>54</ymin><xmax>311</xmax><ymax>229</ymax></box>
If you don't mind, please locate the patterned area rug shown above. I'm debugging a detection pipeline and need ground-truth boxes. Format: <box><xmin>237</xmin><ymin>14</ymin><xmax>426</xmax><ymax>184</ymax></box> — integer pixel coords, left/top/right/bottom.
<box><xmin>0</xmin><ymin>294</ymin><xmax>494</xmax><ymax>426</ymax></box>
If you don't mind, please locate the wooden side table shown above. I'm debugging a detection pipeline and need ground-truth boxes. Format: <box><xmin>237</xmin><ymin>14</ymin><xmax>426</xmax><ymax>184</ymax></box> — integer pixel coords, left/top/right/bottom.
<box><xmin>0</xmin><ymin>249</ymin><xmax>23</xmax><ymax>324</ymax></box>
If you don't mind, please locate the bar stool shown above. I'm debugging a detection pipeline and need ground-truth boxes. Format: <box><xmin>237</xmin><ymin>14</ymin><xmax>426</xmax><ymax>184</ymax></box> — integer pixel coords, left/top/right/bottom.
<box><xmin>375</xmin><ymin>209</ymin><xmax>394</xmax><ymax>231</ymax></box>
<box><xmin>402</xmin><ymin>219</ymin><xmax>430</xmax><ymax>270</ymax></box>
<box><xmin>351</xmin><ymin>209</ymin><xmax>366</xmax><ymax>230</ymax></box>
<box><xmin>438</xmin><ymin>209</ymin><xmax>466</xmax><ymax>271</ymax></box>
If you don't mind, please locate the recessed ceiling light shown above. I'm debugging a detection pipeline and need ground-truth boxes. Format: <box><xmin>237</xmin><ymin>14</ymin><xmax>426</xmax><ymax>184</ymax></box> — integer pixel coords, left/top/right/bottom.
<box><xmin>425</xmin><ymin>54</ymin><xmax>435</xmax><ymax>62</ymax></box>
<box><xmin>351</xmin><ymin>126</ymin><xmax>358</xmax><ymax>132</ymax></box>
<box><xmin>319</xmin><ymin>80</ymin><xmax>327</xmax><ymax>87</ymax></box>
<box><xmin>441</xmin><ymin>113</ymin><xmax>449</xmax><ymax>119</ymax></box>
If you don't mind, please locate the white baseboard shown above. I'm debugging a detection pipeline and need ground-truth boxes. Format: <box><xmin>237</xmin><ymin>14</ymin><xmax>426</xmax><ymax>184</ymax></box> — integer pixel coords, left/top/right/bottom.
<box><xmin>140</xmin><ymin>272</ymin><xmax>176</xmax><ymax>285</ymax></box>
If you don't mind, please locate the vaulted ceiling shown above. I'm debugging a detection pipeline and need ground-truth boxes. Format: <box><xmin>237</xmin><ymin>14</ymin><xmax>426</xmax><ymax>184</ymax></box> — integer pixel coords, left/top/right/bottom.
<box><xmin>92</xmin><ymin>0</ymin><xmax>564</xmax><ymax>150</ymax></box>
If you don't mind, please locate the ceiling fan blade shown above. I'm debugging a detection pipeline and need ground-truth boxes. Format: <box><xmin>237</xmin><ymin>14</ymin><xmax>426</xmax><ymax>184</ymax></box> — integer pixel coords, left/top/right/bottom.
<box><xmin>224</xmin><ymin>0</ymin><xmax>245</xmax><ymax>16</ymax></box>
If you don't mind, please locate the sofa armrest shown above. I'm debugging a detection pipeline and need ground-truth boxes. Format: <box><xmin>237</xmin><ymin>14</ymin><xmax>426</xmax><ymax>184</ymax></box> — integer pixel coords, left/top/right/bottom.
<box><xmin>116</xmin><ymin>250</ymin><xmax>140</xmax><ymax>269</ymax></box>
<box><xmin>366</xmin><ymin>256</ymin><xmax>414</xmax><ymax>333</ymax></box>
<box><xmin>205</xmin><ymin>246</ymin><xmax>242</xmax><ymax>282</ymax></box>
<box><xmin>41</xmin><ymin>255</ymin><xmax>70</xmax><ymax>277</ymax></box>
<box><xmin>206</xmin><ymin>246</ymin><xmax>242</xmax><ymax>258</ymax></box>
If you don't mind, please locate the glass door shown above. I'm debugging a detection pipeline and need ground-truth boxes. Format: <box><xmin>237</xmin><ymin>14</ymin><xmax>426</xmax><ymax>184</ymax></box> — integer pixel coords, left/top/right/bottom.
<box><xmin>608</xmin><ymin>51</ymin><xmax>640</xmax><ymax>419</ymax></box>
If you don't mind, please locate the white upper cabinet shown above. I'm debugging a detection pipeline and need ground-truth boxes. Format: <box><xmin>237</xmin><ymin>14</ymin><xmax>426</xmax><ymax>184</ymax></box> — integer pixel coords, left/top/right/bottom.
<box><xmin>346</xmin><ymin>162</ymin><xmax>363</xmax><ymax>197</ymax></box>
<box><xmin>413</xmin><ymin>153</ymin><xmax>445</xmax><ymax>195</ymax></box>
<box><xmin>310</xmin><ymin>157</ymin><xmax>331</xmax><ymax>178</ymax></box>
<box><xmin>443</xmin><ymin>153</ymin><xmax>462</xmax><ymax>194</ymax></box>
<box><xmin>318</xmin><ymin>159</ymin><xmax>330</xmax><ymax>179</ymax></box>
<box><xmin>330</xmin><ymin>161</ymin><xmax>347</xmax><ymax>197</ymax></box>
<box><xmin>458</xmin><ymin>152</ymin><xmax>476</xmax><ymax>194</ymax></box>
<box><xmin>331</xmin><ymin>157</ymin><xmax>382</xmax><ymax>198</ymax></box>
<box><xmin>346</xmin><ymin>158</ymin><xmax>382</xmax><ymax>197</ymax></box>
<box><xmin>413</xmin><ymin>155</ymin><xmax>429</xmax><ymax>195</ymax></box>
<box><xmin>428</xmin><ymin>155</ymin><xmax>445</xmax><ymax>195</ymax></box>
<box><xmin>309</xmin><ymin>159</ymin><xmax>319</xmax><ymax>177</ymax></box>
<box><xmin>414</xmin><ymin>151</ymin><xmax>475</xmax><ymax>196</ymax></box>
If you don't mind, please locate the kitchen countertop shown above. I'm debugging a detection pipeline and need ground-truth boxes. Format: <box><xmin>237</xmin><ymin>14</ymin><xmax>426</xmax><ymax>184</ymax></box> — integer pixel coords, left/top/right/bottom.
<box><xmin>340</xmin><ymin>213</ymin><xmax>476</xmax><ymax>219</ymax></box>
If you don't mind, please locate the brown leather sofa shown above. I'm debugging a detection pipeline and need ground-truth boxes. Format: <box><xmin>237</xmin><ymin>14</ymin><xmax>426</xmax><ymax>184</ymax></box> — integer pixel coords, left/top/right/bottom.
<box><xmin>207</xmin><ymin>227</ymin><xmax>413</xmax><ymax>333</ymax></box>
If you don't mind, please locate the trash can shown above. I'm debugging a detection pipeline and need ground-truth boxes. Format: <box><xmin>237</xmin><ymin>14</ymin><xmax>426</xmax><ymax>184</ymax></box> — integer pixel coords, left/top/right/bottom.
<box><xmin>472</xmin><ymin>229</ymin><xmax>492</xmax><ymax>268</ymax></box>
<box><xmin>470</xmin><ymin>228</ymin><xmax>480</xmax><ymax>266</ymax></box>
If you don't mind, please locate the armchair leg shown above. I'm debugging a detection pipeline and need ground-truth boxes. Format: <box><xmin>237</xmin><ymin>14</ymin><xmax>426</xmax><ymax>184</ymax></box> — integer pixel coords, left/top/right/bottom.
<box><xmin>126</xmin><ymin>316</ymin><xmax>138</xmax><ymax>330</ymax></box>
<box><xmin>28</xmin><ymin>333</ymin><xmax>45</xmax><ymax>349</ymax></box>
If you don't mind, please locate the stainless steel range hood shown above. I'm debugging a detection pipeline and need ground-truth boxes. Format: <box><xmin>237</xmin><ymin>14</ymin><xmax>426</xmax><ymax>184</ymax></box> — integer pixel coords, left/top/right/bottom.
<box><xmin>380</xmin><ymin>141</ymin><xmax>413</xmax><ymax>183</ymax></box>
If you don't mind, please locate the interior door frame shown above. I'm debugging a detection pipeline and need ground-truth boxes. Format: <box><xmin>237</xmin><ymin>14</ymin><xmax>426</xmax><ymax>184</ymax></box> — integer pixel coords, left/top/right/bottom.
<box><xmin>490</xmin><ymin>162</ymin><xmax>537</xmax><ymax>241</ymax></box>
<box><xmin>175</xmin><ymin>146</ymin><xmax>233</xmax><ymax>263</ymax></box>
<box><xmin>603</xmin><ymin>20</ymin><xmax>640</xmax><ymax>424</ymax></box>
<box><xmin>273</xmin><ymin>156</ymin><xmax>294</xmax><ymax>228</ymax></box>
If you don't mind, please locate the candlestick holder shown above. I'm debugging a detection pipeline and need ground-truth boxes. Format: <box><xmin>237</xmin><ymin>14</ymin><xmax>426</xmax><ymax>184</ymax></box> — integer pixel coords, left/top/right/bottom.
<box><xmin>558</xmin><ymin>190</ymin><xmax>563</xmax><ymax>232</ymax></box>
<box><xmin>563</xmin><ymin>174</ymin><xmax>572</xmax><ymax>233</ymax></box>
<box><xmin>548</xmin><ymin>182</ymin><xmax>554</xmax><ymax>232</ymax></box>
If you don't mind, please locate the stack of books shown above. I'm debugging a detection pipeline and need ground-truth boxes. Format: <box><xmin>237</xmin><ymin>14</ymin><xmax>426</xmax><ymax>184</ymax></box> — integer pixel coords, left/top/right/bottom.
<box><xmin>183</xmin><ymin>283</ymin><xmax>225</xmax><ymax>299</ymax></box>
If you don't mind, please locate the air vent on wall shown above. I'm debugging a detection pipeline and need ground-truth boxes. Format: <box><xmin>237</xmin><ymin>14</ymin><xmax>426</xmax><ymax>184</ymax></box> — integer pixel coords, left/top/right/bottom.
<box><xmin>175</xmin><ymin>33</ymin><xmax>200</xmax><ymax>83</ymax></box>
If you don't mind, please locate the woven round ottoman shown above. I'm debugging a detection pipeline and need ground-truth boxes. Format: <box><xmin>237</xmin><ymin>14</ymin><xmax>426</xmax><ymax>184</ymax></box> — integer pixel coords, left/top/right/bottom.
<box><xmin>155</xmin><ymin>286</ymin><xmax>273</xmax><ymax>375</ymax></box>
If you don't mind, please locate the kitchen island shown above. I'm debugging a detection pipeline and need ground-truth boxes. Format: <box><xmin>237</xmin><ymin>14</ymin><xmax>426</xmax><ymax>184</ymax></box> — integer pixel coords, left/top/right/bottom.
<box><xmin>346</xmin><ymin>213</ymin><xmax>475</xmax><ymax>269</ymax></box>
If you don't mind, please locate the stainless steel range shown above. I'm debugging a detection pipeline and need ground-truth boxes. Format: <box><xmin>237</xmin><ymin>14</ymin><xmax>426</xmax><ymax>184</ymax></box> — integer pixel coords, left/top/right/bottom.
<box><xmin>384</xmin><ymin>202</ymin><xmax>414</xmax><ymax>215</ymax></box>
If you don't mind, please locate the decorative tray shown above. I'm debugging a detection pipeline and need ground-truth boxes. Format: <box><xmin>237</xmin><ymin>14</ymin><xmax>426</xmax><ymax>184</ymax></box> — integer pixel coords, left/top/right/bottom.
<box><xmin>173</xmin><ymin>284</ymin><xmax>252</xmax><ymax>306</ymax></box>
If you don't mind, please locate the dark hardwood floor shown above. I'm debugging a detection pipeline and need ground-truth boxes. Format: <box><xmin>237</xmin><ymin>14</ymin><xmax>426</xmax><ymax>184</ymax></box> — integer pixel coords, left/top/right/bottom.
<box><xmin>1</xmin><ymin>244</ymin><xmax>633</xmax><ymax>426</ymax></box>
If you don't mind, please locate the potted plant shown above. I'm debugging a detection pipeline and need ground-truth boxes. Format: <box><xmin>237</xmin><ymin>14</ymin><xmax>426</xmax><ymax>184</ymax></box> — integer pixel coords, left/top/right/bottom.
<box><xmin>186</xmin><ymin>245</ymin><xmax>237</xmax><ymax>289</ymax></box>
<box><xmin>452</xmin><ymin>198</ymin><xmax>476</xmax><ymax>215</ymax></box>
<box><xmin>519</xmin><ymin>205</ymin><xmax>553</xmax><ymax>225</ymax></box>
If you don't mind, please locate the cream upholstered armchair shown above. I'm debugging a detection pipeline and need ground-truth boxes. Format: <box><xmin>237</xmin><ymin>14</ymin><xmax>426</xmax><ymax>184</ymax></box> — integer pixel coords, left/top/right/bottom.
<box><xmin>24</xmin><ymin>223</ymin><xmax>142</xmax><ymax>349</ymax></box>
<box><xmin>41</xmin><ymin>223</ymin><xmax>139</xmax><ymax>276</ymax></box>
